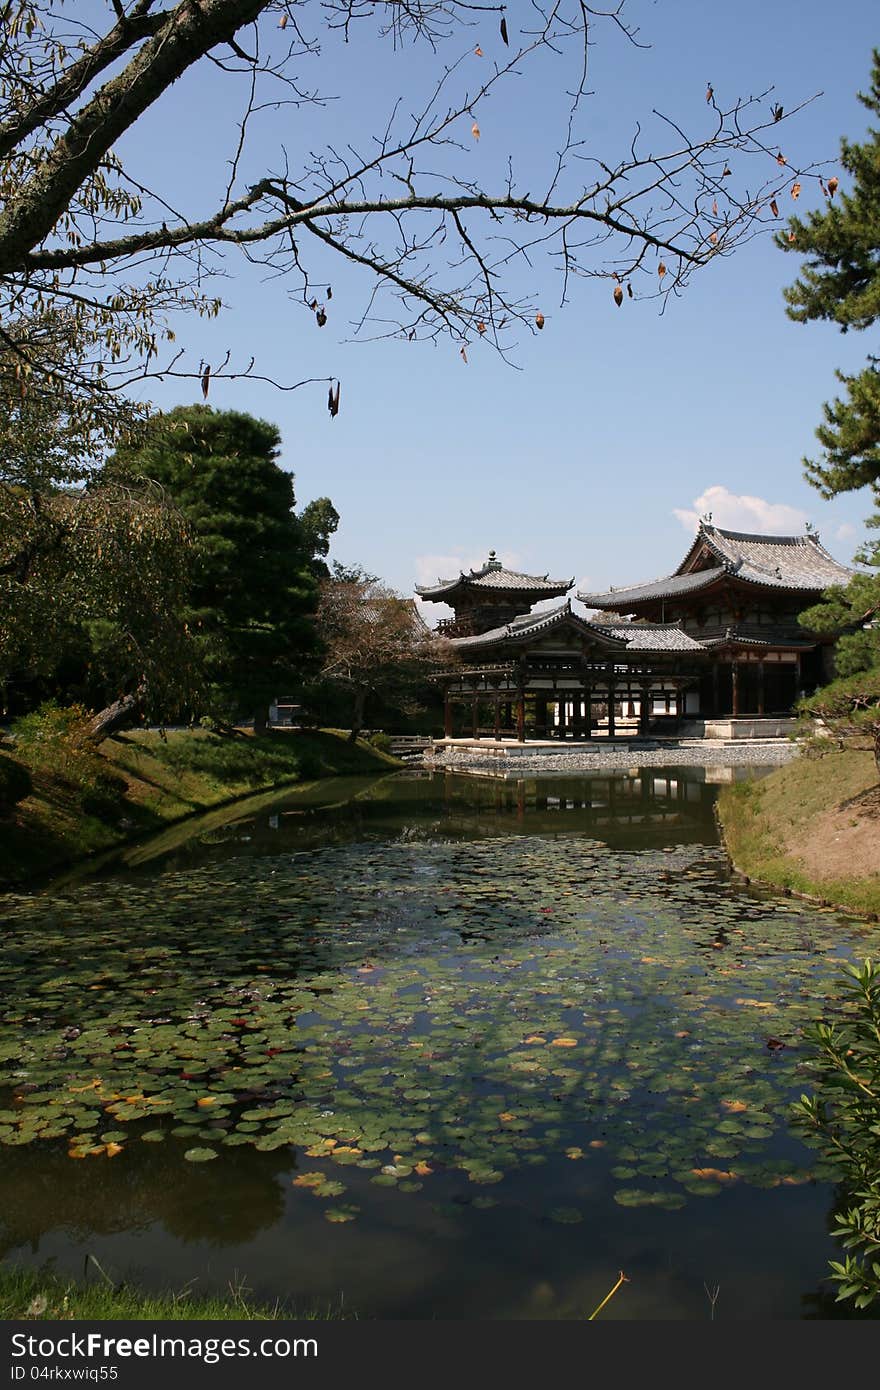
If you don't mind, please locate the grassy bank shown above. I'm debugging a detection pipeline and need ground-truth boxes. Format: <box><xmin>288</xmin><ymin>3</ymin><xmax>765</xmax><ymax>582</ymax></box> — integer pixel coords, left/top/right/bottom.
<box><xmin>0</xmin><ymin>1264</ymin><xmax>339</xmax><ymax>1320</ymax></box>
<box><xmin>0</xmin><ymin>726</ymin><xmax>397</xmax><ymax>891</ymax></box>
<box><xmin>717</xmin><ymin>746</ymin><xmax>880</xmax><ymax>916</ymax></box>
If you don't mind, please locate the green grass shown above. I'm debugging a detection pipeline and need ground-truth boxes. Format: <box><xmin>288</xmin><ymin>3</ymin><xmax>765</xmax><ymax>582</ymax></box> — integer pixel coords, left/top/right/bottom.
<box><xmin>717</xmin><ymin>746</ymin><xmax>880</xmax><ymax>916</ymax></box>
<box><xmin>0</xmin><ymin>726</ymin><xmax>398</xmax><ymax>891</ymax></box>
<box><xmin>0</xmin><ymin>1263</ymin><xmax>344</xmax><ymax>1320</ymax></box>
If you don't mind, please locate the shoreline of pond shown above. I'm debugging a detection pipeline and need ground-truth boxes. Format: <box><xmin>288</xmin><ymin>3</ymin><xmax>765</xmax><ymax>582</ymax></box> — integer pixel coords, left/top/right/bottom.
<box><xmin>425</xmin><ymin>740</ymin><xmax>800</xmax><ymax>774</ymax></box>
<box><xmin>715</xmin><ymin>746</ymin><xmax>880</xmax><ymax>918</ymax></box>
<box><xmin>0</xmin><ymin>727</ymin><xmax>398</xmax><ymax>894</ymax></box>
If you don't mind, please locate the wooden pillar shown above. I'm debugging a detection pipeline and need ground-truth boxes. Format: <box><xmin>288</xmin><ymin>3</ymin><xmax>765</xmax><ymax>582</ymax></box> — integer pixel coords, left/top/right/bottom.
<box><xmin>494</xmin><ymin>693</ymin><xmax>501</xmax><ymax>741</ymax></box>
<box><xmin>472</xmin><ymin>696</ymin><xmax>479</xmax><ymax>738</ymax></box>
<box><xmin>557</xmin><ymin>696</ymin><xmax>566</xmax><ymax>740</ymax></box>
<box><xmin>711</xmin><ymin>661</ymin><xmax>719</xmax><ymax>716</ymax></box>
<box><xmin>757</xmin><ymin>661</ymin><xmax>765</xmax><ymax>717</ymax></box>
<box><xmin>516</xmin><ymin>694</ymin><xmax>525</xmax><ymax>743</ymax></box>
<box><xmin>639</xmin><ymin>683</ymin><xmax>651</xmax><ymax>737</ymax></box>
<box><xmin>536</xmin><ymin>696</ymin><xmax>548</xmax><ymax>737</ymax></box>
<box><xmin>444</xmin><ymin>694</ymin><xmax>453</xmax><ymax>739</ymax></box>
<box><xmin>607</xmin><ymin>680</ymin><xmax>616</xmax><ymax>739</ymax></box>
<box><xmin>731</xmin><ymin>660</ymin><xmax>740</xmax><ymax>718</ymax></box>
<box><xmin>583</xmin><ymin>687</ymin><xmax>592</xmax><ymax>739</ymax></box>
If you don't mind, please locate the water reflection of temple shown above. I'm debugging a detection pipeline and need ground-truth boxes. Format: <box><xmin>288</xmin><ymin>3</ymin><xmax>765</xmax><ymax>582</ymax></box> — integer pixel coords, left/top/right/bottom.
<box><xmin>417</xmin><ymin>525</ymin><xmax>855</xmax><ymax>740</ymax></box>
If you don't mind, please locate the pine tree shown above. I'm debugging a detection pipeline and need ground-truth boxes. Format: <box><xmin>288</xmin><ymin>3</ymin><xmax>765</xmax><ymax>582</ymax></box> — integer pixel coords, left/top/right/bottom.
<box><xmin>779</xmin><ymin>49</ymin><xmax>880</xmax><ymax>511</ymax></box>
<box><xmin>109</xmin><ymin>406</ymin><xmax>333</xmax><ymax>731</ymax></box>
<box><xmin>781</xmin><ymin>53</ymin><xmax>880</xmax><ymax>768</ymax></box>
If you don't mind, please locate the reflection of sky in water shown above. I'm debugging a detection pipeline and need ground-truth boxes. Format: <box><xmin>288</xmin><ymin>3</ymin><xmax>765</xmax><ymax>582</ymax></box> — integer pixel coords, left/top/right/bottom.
<box><xmin>1</xmin><ymin>770</ymin><xmax>876</xmax><ymax>1318</ymax></box>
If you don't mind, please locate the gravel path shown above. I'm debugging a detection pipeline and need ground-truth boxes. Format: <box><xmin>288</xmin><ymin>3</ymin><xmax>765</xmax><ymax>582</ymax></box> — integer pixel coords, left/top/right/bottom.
<box><xmin>424</xmin><ymin>741</ymin><xmax>800</xmax><ymax>773</ymax></box>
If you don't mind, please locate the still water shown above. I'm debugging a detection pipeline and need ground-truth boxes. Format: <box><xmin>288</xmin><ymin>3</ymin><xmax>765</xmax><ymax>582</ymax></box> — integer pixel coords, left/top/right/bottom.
<box><xmin>2</xmin><ymin>766</ymin><xmax>877</xmax><ymax>1320</ymax></box>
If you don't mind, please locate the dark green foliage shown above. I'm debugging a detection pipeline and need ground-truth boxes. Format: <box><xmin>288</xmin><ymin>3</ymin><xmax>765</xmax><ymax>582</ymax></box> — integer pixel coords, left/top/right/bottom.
<box><xmin>800</xmin><ymin>570</ymin><xmax>880</xmax><ymax>678</ymax></box>
<box><xmin>795</xmin><ymin>960</ymin><xmax>880</xmax><ymax>1310</ymax></box>
<box><xmin>779</xmin><ymin>50</ymin><xmax>880</xmax><ymax>500</ymax></box>
<box><xmin>109</xmin><ymin>407</ymin><xmax>330</xmax><ymax>725</ymax></box>
<box><xmin>0</xmin><ymin>750</ymin><xmax>31</xmax><ymax>811</ymax></box>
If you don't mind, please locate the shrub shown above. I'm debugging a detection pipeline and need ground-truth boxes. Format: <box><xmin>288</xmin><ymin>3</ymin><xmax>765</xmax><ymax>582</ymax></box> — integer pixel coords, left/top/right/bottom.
<box><xmin>12</xmin><ymin>702</ymin><xmax>122</xmax><ymax>808</ymax></box>
<box><xmin>368</xmin><ymin>731</ymin><xmax>392</xmax><ymax>754</ymax></box>
<box><xmin>794</xmin><ymin>959</ymin><xmax>880</xmax><ymax>1310</ymax></box>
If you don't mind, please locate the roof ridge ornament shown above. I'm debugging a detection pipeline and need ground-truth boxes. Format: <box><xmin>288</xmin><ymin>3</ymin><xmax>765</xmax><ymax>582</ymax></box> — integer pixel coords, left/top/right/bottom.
<box><xmin>486</xmin><ymin>549</ymin><xmax>502</xmax><ymax>571</ymax></box>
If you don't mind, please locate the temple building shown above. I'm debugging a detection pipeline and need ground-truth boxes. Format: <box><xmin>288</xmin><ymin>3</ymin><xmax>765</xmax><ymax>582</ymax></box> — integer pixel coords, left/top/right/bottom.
<box><xmin>417</xmin><ymin>526</ymin><xmax>856</xmax><ymax>740</ymax></box>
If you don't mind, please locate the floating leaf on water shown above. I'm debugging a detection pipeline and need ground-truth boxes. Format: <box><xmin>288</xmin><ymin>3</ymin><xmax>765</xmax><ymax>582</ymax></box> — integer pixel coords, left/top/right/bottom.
<box><xmin>183</xmin><ymin>1147</ymin><xmax>217</xmax><ymax>1162</ymax></box>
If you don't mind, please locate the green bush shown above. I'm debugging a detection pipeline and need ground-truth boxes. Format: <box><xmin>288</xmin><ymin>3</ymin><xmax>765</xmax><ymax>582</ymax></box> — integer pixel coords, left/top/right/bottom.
<box><xmin>0</xmin><ymin>752</ymin><xmax>32</xmax><ymax>812</ymax></box>
<box><xmin>12</xmin><ymin>701</ymin><xmax>122</xmax><ymax>808</ymax></box>
<box><xmin>794</xmin><ymin>959</ymin><xmax>880</xmax><ymax>1310</ymax></box>
<box><xmin>368</xmin><ymin>731</ymin><xmax>392</xmax><ymax>753</ymax></box>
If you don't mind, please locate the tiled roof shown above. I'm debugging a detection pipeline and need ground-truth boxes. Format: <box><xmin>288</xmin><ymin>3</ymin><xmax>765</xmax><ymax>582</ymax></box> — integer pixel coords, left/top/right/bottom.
<box><xmin>448</xmin><ymin>601</ymin><xmax>626</xmax><ymax>650</ymax></box>
<box><xmin>683</xmin><ymin>524</ymin><xmax>857</xmax><ymax>588</ymax></box>
<box><xmin>579</xmin><ymin>522</ymin><xmax>856</xmax><ymax>610</ymax></box>
<box><xmin>417</xmin><ymin>561</ymin><xmax>573</xmax><ymax>600</ymax></box>
<box><xmin>597</xmin><ymin>623</ymin><xmax>706</xmax><ymax>652</ymax></box>
<box><xmin>701</xmin><ymin>627</ymin><xmax>816</xmax><ymax>650</ymax></box>
<box><xmin>580</xmin><ymin>567</ymin><xmax>725</xmax><ymax>608</ymax></box>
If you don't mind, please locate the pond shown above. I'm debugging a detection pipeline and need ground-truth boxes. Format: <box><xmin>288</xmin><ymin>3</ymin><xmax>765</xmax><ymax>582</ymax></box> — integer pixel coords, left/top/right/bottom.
<box><xmin>1</xmin><ymin>766</ymin><xmax>878</xmax><ymax>1320</ymax></box>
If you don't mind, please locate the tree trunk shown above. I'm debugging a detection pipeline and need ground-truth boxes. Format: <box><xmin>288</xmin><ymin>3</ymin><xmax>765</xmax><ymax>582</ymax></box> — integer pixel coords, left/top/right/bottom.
<box><xmin>86</xmin><ymin>685</ymin><xmax>145</xmax><ymax>743</ymax></box>
<box><xmin>874</xmin><ymin>720</ymin><xmax>880</xmax><ymax>779</ymax></box>
<box><xmin>348</xmin><ymin>688</ymin><xmax>367</xmax><ymax>742</ymax></box>
<box><xmin>253</xmin><ymin>706</ymin><xmax>269</xmax><ymax>737</ymax></box>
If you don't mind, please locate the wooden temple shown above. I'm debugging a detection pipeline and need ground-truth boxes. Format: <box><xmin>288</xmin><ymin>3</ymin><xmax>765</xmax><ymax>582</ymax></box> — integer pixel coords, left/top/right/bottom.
<box><xmin>416</xmin><ymin>528</ymin><xmax>856</xmax><ymax>740</ymax></box>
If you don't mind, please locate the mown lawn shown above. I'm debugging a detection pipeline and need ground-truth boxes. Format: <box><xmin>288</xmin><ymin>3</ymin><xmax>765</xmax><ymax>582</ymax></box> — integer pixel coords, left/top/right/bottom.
<box><xmin>717</xmin><ymin>746</ymin><xmax>880</xmax><ymax>916</ymax></box>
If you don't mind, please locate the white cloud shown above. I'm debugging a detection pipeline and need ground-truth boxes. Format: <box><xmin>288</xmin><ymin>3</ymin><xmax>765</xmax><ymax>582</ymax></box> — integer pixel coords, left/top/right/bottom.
<box><xmin>835</xmin><ymin>522</ymin><xmax>857</xmax><ymax>542</ymax></box>
<box><xmin>672</xmin><ymin>485</ymin><xmax>808</xmax><ymax>537</ymax></box>
<box><xmin>413</xmin><ymin>548</ymin><xmax>520</xmax><ymax>587</ymax></box>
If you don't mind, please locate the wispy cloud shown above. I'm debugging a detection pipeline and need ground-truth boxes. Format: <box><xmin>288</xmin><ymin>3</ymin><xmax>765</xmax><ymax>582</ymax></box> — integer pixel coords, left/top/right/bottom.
<box><xmin>673</xmin><ymin>485</ymin><xmax>808</xmax><ymax>536</ymax></box>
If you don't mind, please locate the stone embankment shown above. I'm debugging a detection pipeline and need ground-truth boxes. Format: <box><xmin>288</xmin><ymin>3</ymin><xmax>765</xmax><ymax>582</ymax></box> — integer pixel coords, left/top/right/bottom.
<box><xmin>424</xmin><ymin>740</ymin><xmax>800</xmax><ymax>774</ymax></box>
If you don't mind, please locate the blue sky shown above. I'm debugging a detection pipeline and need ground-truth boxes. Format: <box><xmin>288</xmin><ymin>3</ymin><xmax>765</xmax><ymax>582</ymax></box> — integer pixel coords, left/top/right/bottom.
<box><xmin>111</xmin><ymin>0</ymin><xmax>879</xmax><ymax>615</ymax></box>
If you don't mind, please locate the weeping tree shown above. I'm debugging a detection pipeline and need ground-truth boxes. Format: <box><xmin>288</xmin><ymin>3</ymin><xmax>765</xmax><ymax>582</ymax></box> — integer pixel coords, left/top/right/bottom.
<box><xmin>0</xmin><ymin>1</ymin><xmax>823</xmax><ymax>423</ymax></box>
<box><xmin>0</xmin><ymin>328</ymin><xmax>196</xmax><ymax>727</ymax></box>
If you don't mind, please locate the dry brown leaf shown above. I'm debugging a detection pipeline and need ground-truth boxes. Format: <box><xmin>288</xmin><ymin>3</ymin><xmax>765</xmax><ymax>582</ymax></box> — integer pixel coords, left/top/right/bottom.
<box><xmin>658</xmin><ymin>262</ymin><xmax>667</xmax><ymax>279</ymax></box>
<box><xmin>706</xmin><ymin>83</ymin><xmax>713</xmax><ymax>103</ymax></box>
<box><xmin>471</xmin><ymin>121</ymin><xmax>480</xmax><ymax>141</ymax></box>
<box><xmin>552</xmin><ymin>1037</ymin><xmax>577</xmax><ymax>1048</ymax></box>
<box><xmin>827</xmin><ymin>176</ymin><xmax>839</xmax><ymax>197</ymax></box>
<box><xmin>500</xmin><ymin>15</ymin><xmax>509</xmax><ymax>45</ymax></box>
<box><xmin>769</xmin><ymin>198</ymin><xmax>779</xmax><ymax>217</ymax></box>
<box><xmin>460</xmin><ymin>346</ymin><xmax>468</xmax><ymax>363</ymax></box>
<box><xmin>776</xmin><ymin>152</ymin><xmax>787</xmax><ymax>166</ymax></box>
<box><xmin>791</xmin><ymin>181</ymin><xmax>802</xmax><ymax>199</ymax></box>
<box><xmin>474</xmin><ymin>44</ymin><xmax>483</xmax><ymax>57</ymax></box>
<box><xmin>535</xmin><ymin>311</ymin><xmax>545</xmax><ymax>329</ymax></box>
<box><xmin>613</xmin><ymin>284</ymin><xmax>623</xmax><ymax>307</ymax></box>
